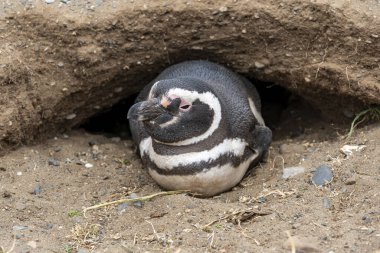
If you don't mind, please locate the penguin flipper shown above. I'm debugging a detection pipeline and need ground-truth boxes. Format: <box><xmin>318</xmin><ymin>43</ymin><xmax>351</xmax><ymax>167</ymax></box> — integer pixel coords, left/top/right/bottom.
<box><xmin>248</xmin><ymin>125</ymin><xmax>272</xmax><ymax>163</ymax></box>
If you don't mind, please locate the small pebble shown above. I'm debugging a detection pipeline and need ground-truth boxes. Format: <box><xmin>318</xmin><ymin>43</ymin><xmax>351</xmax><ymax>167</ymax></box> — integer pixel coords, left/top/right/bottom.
<box><xmin>257</xmin><ymin>196</ymin><xmax>266</xmax><ymax>203</ymax></box>
<box><xmin>254</xmin><ymin>61</ymin><xmax>266</xmax><ymax>69</ymax></box>
<box><xmin>65</xmin><ymin>113</ymin><xmax>76</xmax><ymax>120</ymax></box>
<box><xmin>345</xmin><ymin>176</ymin><xmax>356</xmax><ymax>185</ymax></box>
<box><xmin>45</xmin><ymin>0</ymin><xmax>55</xmax><ymax>3</ymax></box>
<box><xmin>53</xmin><ymin>147</ymin><xmax>62</xmax><ymax>152</ymax></box>
<box><xmin>32</xmin><ymin>183</ymin><xmax>41</xmax><ymax>195</ymax></box>
<box><xmin>85</xmin><ymin>163</ymin><xmax>94</xmax><ymax>168</ymax></box>
<box><xmin>117</xmin><ymin>202</ymin><xmax>129</xmax><ymax>212</ymax></box>
<box><xmin>48</xmin><ymin>158</ymin><xmax>60</xmax><ymax>166</ymax></box>
<box><xmin>323</xmin><ymin>197</ymin><xmax>331</xmax><ymax>209</ymax></box>
<box><xmin>98</xmin><ymin>187</ymin><xmax>107</xmax><ymax>196</ymax></box>
<box><xmin>13</xmin><ymin>225</ymin><xmax>28</xmax><ymax>231</ymax></box>
<box><xmin>282</xmin><ymin>166</ymin><xmax>305</xmax><ymax>179</ymax></box>
<box><xmin>57</xmin><ymin>62</ymin><xmax>64</xmax><ymax>67</ymax></box>
<box><xmin>47</xmin><ymin>223</ymin><xmax>53</xmax><ymax>230</ymax></box>
<box><xmin>130</xmin><ymin>193</ymin><xmax>143</xmax><ymax>208</ymax></box>
<box><xmin>78</xmin><ymin>249</ymin><xmax>88</xmax><ymax>253</ymax></box>
<box><xmin>311</xmin><ymin>164</ymin><xmax>333</xmax><ymax>186</ymax></box>
<box><xmin>2</xmin><ymin>190</ymin><xmax>12</xmax><ymax>198</ymax></box>
<box><xmin>16</xmin><ymin>171</ymin><xmax>22</xmax><ymax>176</ymax></box>
<box><xmin>15</xmin><ymin>234</ymin><xmax>24</xmax><ymax>239</ymax></box>
<box><xmin>219</xmin><ymin>6</ymin><xmax>228</xmax><ymax>12</ymax></box>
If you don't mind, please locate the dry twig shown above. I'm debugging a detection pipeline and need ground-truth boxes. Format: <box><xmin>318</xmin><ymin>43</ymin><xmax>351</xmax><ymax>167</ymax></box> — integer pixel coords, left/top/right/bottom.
<box><xmin>83</xmin><ymin>190</ymin><xmax>190</xmax><ymax>216</ymax></box>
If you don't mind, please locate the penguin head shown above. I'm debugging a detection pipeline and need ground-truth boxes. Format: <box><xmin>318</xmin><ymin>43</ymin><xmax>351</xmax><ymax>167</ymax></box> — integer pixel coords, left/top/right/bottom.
<box><xmin>128</xmin><ymin>78</ymin><xmax>222</xmax><ymax>145</ymax></box>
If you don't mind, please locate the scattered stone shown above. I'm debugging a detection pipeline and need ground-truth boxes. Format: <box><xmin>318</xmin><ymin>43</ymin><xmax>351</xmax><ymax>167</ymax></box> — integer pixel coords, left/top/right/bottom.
<box><xmin>47</xmin><ymin>223</ymin><xmax>53</xmax><ymax>230</ymax></box>
<box><xmin>322</xmin><ymin>197</ymin><xmax>331</xmax><ymax>209</ymax></box>
<box><xmin>57</xmin><ymin>61</ymin><xmax>64</xmax><ymax>67</ymax></box>
<box><xmin>362</xmin><ymin>215</ymin><xmax>371</xmax><ymax>224</ymax></box>
<box><xmin>98</xmin><ymin>187</ymin><xmax>107</xmax><ymax>196</ymax></box>
<box><xmin>257</xmin><ymin>196</ymin><xmax>266</xmax><ymax>203</ymax></box>
<box><xmin>117</xmin><ymin>202</ymin><xmax>129</xmax><ymax>212</ymax></box>
<box><xmin>345</xmin><ymin>176</ymin><xmax>356</xmax><ymax>185</ymax></box>
<box><xmin>16</xmin><ymin>171</ymin><xmax>22</xmax><ymax>176</ymax></box>
<box><xmin>2</xmin><ymin>190</ymin><xmax>12</xmax><ymax>198</ymax></box>
<box><xmin>48</xmin><ymin>158</ymin><xmax>60</xmax><ymax>166</ymax></box>
<box><xmin>65</xmin><ymin>113</ymin><xmax>77</xmax><ymax>120</ymax></box>
<box><xmin>85</xmin><ymin>163</ymin><xmax>94</xmax><ymax>168</ymax></box>
<box><xmin>114</xmin><ymin>87</ymin><xmax>123</xmax><ymax>93</ymax></box>
<box><xmin>219</xmin><ymin>6</ymin><xmax>228</xmax><ymax>12</ymax></box>
<box><xmin>130</xmin><ymin>193</ymin><xmax>143</xmax><ymax>208</ymax></box>
<box><xmin>32</xmin><ymin>183</ymin><xmax>41</xmax><ymax>195</ymax></box>
<box><xmin>45</xmin><ymin>0</ymin><xmax>55</xmax><ymax>3</ymax></box>
<box><xmin>53</xmin><ymin>147</ymin><xmax>62</xmax><ymax>152</ymax></box>
<box><xmin>63</xmin><ymin>134</ymin><xmax>69</xmax><ymax>139</ymax></box>
<box><xmin>13</xmin><ymin>225</ymin><xmax>28</xmax><ymax>231</ymax></box>
<box><xmin>254</xmin><ymin>61</ymin><xmax>265</xmax><ymax>69</ymax></box>
<box><xmin>340</xmin><ymin>145</ymin><xmax>366</xmax><ymax>156</ymax></box>
<box><xmin>283</xmin><ymin>166</ymin><xmax>305</xmax><ymax>179</ymax></box>
<box><xmin>311</xmin><ymin>165</ymin><xmax>333</xmax><ymax>186</ymax></box>
<box><xmin>15</xmin><ymin>234</ymin><xmax>24</xmax><ymax>239</ymax></box>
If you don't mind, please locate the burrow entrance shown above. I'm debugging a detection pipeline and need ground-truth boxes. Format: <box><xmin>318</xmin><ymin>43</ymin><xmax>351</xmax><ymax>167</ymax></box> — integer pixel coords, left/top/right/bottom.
<box><xmin>81</xmin><ymin>76</ymin><xmax>336</xmax><ymax>143</ymax></box>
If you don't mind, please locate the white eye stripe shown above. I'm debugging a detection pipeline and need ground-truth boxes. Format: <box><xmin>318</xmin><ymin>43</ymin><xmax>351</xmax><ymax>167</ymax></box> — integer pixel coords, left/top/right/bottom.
<box><xmin>139</xmin><ymin>137</ymin><xmax>247</xmax><ymax>170</ymax></box>
<box><xmin>148</xmin><ymin>81</ymin><xmax>160</xmax><ymax>99</ymax></box>
<box><xmin>163</xmin><ymin>88</ymin><xmax>222</xmax><ymax>146</ymax></box>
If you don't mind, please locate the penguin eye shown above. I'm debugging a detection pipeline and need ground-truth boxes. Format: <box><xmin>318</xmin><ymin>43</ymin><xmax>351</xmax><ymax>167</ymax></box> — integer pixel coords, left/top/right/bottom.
<box><xmin>179</xmin><ymin>99</ymin><xmax>191</xmax><ymax>111</ymax></box>
<box><xmin>180</xmin><ymin>104</ymin><xmax>190</xmax><ymax>110</ymax></box>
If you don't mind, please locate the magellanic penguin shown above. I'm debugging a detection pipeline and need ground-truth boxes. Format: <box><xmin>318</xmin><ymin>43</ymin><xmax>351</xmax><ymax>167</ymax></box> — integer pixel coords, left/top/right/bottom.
<box><xmin>128</xmin><ymin>60</ymin><xmax>272</xmax><ymax>196</ymax></box>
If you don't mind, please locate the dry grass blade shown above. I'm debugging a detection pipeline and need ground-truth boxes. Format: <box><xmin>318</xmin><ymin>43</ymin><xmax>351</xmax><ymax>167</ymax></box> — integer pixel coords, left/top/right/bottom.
<box><xmin>68</xmin><ymin>223</ymin><xmax>102</xmax><ymax>249</ymax></box>
<box><xmin>83</xmin><ymin>190</ymin><xmax>190</xmax><ymax>215</ymax></box>
<box><xmin>346</xmin><ymin>107</ymin><xmax>380</xmax><ymax>139</ymax></box>
<box><xmin>0</xmin><ymin>235</ymin><xmax>16</xmax><ymax>253</ymax></box>
<box><xmin>286</xmin><ymin>231</ymin><xmax>296</xmax><ymax>253</ymax></box>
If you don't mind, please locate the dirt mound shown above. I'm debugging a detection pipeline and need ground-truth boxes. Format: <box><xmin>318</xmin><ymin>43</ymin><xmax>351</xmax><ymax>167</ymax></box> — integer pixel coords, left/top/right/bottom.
<box><xmin>0</xmin><ymin>0</ymin><xmax>379</xmax><ymax>154</ymax></box>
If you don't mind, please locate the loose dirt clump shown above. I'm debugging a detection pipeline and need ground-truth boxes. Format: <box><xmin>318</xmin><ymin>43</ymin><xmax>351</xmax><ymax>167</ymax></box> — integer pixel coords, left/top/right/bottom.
<box><xmin>0</xmin><ymin>0</ymin><xmax>379</xmax><ymax>252</ymax></box>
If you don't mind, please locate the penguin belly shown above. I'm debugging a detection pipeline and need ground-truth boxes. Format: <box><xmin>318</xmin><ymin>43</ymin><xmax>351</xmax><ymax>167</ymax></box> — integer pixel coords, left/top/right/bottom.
<box><xmin>139</xmin><ymin>136</ymin><xmax>258</xmax><ymax>196</ymax></box>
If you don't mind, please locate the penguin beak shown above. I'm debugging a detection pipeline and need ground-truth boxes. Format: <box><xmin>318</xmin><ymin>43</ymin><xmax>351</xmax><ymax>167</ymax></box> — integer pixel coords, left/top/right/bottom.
<box><xmin>127</xmin><ymin>98</ymin><xmax>166</xmax><ymax>121</ymax></box>
<box><xmin>128</xmin><ymin>97</ymin><xmax>182</xmax><ymax>121</ymax></box>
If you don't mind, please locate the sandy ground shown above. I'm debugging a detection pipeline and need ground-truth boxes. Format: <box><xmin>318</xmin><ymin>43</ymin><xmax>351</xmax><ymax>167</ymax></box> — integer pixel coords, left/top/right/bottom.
<box><xmin>1</xmin><ymin>106</ymin><xmax>379</xmax><ymax>252</ymax></box>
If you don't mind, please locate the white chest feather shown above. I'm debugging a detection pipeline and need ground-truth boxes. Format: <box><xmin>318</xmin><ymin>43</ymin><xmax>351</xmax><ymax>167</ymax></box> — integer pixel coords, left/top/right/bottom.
<box><xmin>148</xmin><ymin>153</ymin><xmax>257</xmax><ymax>196</ymax></box>
<box><xmin>139</xmin><ymin>137</ymin><xmax>258</xmax><ymax>196</ymax></box>
<box><xmin>139</xmin><ymin>137</ymin><xmax>247</xmax><ymax>170</ymax></box>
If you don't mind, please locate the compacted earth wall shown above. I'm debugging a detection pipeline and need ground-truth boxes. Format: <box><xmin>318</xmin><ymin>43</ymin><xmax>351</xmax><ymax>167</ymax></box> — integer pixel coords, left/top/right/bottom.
<box><xmin>0</xmin><ymin>0</ymin><xmax>379</xmax><ymax>154</ymax></box>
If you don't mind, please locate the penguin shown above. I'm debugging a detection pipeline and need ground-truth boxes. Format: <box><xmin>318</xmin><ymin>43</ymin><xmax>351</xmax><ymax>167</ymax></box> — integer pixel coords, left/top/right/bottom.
<box><xmin>127</xmin><ymin>60</ymin><xmax>272</xmax><ymax>196</ymax></box>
